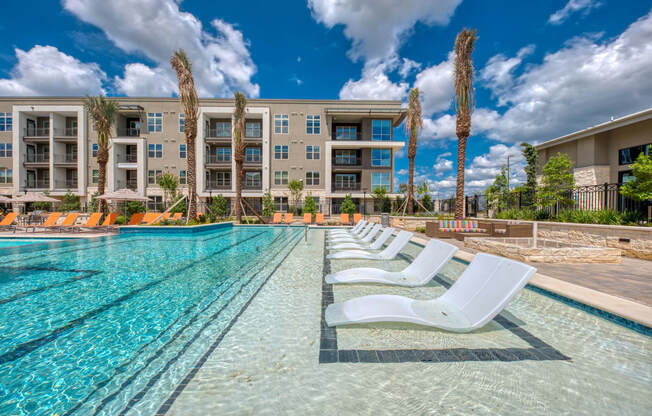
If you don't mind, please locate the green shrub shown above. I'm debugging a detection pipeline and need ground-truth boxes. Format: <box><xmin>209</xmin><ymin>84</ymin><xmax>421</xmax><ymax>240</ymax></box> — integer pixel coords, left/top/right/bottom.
<box><xmin>621</xmin><ymin>210</ymin><xmax>644</xmax><ymax>225</ymax></box>
<box><xmin>126</xmin><ymin>201</ymin><xmax>145</xmax><ymax>218</ymax></box>
<box><xmin>115</xmin><ymin>215</ymin><xmax>126</xmax><ymax>225</ymax></box>
<box><xmin>341</xmin><ymin>194</ymin><xmax>356</xmax><ymax>215</ymax></box>
<box><xmin>415</xmin><ymin>226</ymin><xmax>426</xmax><ymax>233</ymax></box>
<box><xmin>303</xmin><ymin>196</ymin><xmax>317</xmax><ymax>216</ymax></box>
<box><xmin>60</xmin><ymin>190</ymin><xmax>81</xmax><ymax>212</ymax></box>
<box><xmin>262</xmin><ymin>192</ymin><xmax>275</xmax><ymax>217</ymax></box>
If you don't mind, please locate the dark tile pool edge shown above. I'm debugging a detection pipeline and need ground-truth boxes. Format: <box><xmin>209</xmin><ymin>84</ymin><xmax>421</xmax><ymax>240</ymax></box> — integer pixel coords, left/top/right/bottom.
<box><xmin>119</xmin><ymin>221</ymin><xmax>234</xmax><ymax>234</ymax></box>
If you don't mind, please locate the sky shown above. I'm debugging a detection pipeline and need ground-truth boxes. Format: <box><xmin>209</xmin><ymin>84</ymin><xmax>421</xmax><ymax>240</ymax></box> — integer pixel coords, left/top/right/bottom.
<box><xmin>1</xmin><ymin>0</ymin><xmax>651</xmax><ymax>197</ymax></box>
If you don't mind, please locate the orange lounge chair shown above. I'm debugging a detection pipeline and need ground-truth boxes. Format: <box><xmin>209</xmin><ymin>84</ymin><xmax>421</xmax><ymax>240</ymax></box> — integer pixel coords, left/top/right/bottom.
<box><xmin>353</xmin><ymin>213</ymin><xmax>362</xmax><ymax>224</ymax></box>
<box><xmin>128</xmin><ymin>212</ymin><xmax>145</xmax><ymax>225</ymax></box>
<box><xmin>196</xmin><ymin>212</ymin><xmax>204</xmax><ymax>220</ymax></box>
<box><xmin>303</xmin><ymin>213</ymin><xmax>312</xmax><ymax>224</ymax></box>
<box><xmin>315</xmin><ymin>213</ymin><xmax>324</xmax><ymax>225</ymax></box>
<box><xmin>74</xmin><ymin>213</ymin><xmax>102</xmax><ymax>231</ymax></box>
<box><xmin>171</xmin><ymin>212</ymin><xmax>183</xmax><ymax>221</ymax></box>
<box><xmin>284</xmin><ymin>213</ymin><xmax>294</xmax><ymax>224</ymax></box>
<box><xmin>30</xmin><ymin>212</ymin><xmax>62</xmax><ymax>232</ymax></box>
<box><xmin>340</xmin><ymin>213</ymin><xmax>349</xmax><ymax>225</ymax></box>
<box><xmin>100</xmin><ymin>213</ymin><xmax>119</xmax><ymax>231</ymax></box>
<box><xmin>143</xmin><ymin>212</ymin><xmax>160</xmax><ymax>225</ymax></box>
<box><xmin>272</xmin><ymin>213</ymin><xmax>282</xmax><ymax>224</ymax></box>
<box><xmin>0</xmin><ymin>212</ymin><xmax>19</xmax><ymax>230</ymax></box>
<box><xmin>57</xmin><ymin>213</ymin><xmax>80</xmax><ymax>231</ymax></box>
<box><xmin>153</xmin><ymin>212</ymin><xmax>171</xmax><ymax>224</ymax></box>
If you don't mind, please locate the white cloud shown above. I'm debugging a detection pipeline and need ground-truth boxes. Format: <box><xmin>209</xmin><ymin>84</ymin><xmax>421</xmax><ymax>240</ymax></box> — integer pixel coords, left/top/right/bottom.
<box><xmin>433</xmin><ymin>152</ymin><xmax>453</xmax><ymax>175</ymax></box>
<box><xmin>413</xmin><ymin>52</ymin><xmax>455</xmax><ymax>116</ymax></box>
<box><xmin>549</xmin><ymin>0</ymin><xmax>603</xmax><ymax>25</ymax></box>
<box><xmin>398</xmin><ymin>58</ymin><xmax>421</xmax><ymax>79</ymax></box>
<box><xmin>0</xmin><ymin>45</ymin><xmax>106</xmax><ymax>96</ymax></box>
<box><xmin>339</xmin><ymin>61</ymin><xmax>408</xmax><ymax>100</ymax></box>
<box><xmin>308</xmin><ymin>0</ymin><xmax>462</xmax><ymax>63</ymax></box>
<box><xmin>115</xmin><ymin>63</ymin><xmax>177</xmax><ymax>96</ymax></box>
<box><xmin>397</xmin><ymin>169</ymin><xmax>408</xmax><ymax>175</ymax></box>
<box><xmin>480</xmin><ymin>45</ymin><xmax>534</xmax><ymax>102</ymax></box>
<box><xmin>63</xmin><ymin>0</ymin><xmax>259</xmax><ymax>97</ymax></box>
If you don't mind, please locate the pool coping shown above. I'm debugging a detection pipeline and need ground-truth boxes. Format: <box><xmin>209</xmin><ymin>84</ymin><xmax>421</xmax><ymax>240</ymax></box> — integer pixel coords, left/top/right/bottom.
<box><xmin>410</xmin><ymin>235</ymin><xmax>652</xmax><ymax>330</ymax></box>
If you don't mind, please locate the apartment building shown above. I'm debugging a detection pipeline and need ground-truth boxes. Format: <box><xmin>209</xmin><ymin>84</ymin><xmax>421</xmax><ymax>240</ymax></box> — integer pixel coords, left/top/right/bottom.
<box><xmin>535</xmin><ymin>108</ymin><xmax>652</xmax><ymax>186</ymax></box>
<box><xmin>0</xmin><ymin>97</ymin><xmax>406</xmax><ymax>214</ymax></box>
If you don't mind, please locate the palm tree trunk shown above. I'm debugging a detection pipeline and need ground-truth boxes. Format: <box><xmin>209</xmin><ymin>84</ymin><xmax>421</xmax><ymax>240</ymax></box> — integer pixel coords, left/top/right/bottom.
<box><xmin>186</xmin><ymin>135</ymin><xmax>197</xmax><ymax>219</ymax></box>
<box><xmin>97</xmin><ymin>148</ymin><xmax>108</xmax><ymax>213</ymax></box>
<box><xmin>407</xmin><ymin>156</ymin><xmax>415</xmax><ymax>215</ymax></box>
<box><xmin>455</xmin><ymin>134</ymin><xmax>467</xmax><ymax>219</ymax></box>
<box><xmin>235</xmin><ymin>159</ymin><xmax>243</xmax><ymax>222</ymax></box>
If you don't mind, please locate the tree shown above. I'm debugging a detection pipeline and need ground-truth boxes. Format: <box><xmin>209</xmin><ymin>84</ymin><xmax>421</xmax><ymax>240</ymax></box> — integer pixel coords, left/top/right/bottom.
<box><xmin>32</xmin><ymin>191</ymin><xmax>52</xmax><ymax>211</ymax></box>
<box><xmin>372</xmin><ymin>187</ymin><xmax>391</xmax><ymax>213</ymax></box>
<box><xmin>288</xmin><ymin>179</ymin><xmax>304</xmax><ymax>214</ymax></box>
<box><xmin>536</xmin><ymin>152</ymin><xmax>575</xmax><ymax>210</ymax></box>
<box><xmin>620</xmin><ymin>153</ymin><xmax>652</xmax><ymax>201</ymax></box>
<box><xmin>262</xmin><ymin>192</ymin><xmax>275</xmax><ymax>217</ymax></box>
<box><xmin>84</xmin><ymin>95</ymin><xmax>118</xmax><ymax>213</ymax></box>
<box><xmin>405</xmin><ymin>88</ymin><xmax>423</xmax><ymax>215</ymax></box>
<box><xmin>171</xmin><ymin>194</ymin><xmax>187</xmax><ymax>216</ymax></box>
<box><xmin>209</xmin><ymin>195</ymin><xmax>228</xmax><ymax>218</ymax></box>
<box><xmin>422</xmin><ymin>193</ymin><xmax>433</xmax><ymax>212</ymax></box>
<box><xmin>341</xmin><ymin>194</ymin><xmax>356</xmax><ymax>215</ymax></box>
<box><xmin>232</xmin><ymin>91</ymin><xmax>247</xmax><ymax>222</ymax></box>
<box><xmin>60</xmin><ymin>189</ymin><xmax>81</xmax><ymax>212</ymax></box>
<box><xmin>304</xmin><ymin>195</ymin><xmax>317</xmax><ymax>216</ymax></box>
<box><xmin>157</xmin><ymin>172</ymin><xmax>179</xmax><ymax>209</ymax></box>
<box><xmin>453</xmin><ymin>28</ymin><xmax>478</xmax><ymax>219</ymax></box>
<box><xmin>170</xmin><ymin>49</ymin><xmax>199</xmax><ymax>220</ymax></box>
<box><xmin>485</xmin><ymin>165</ymin><xmax>510</xmax><ymax>211</ymax></box>
<box><xmin>398</xmin><ymin>183</ymin><xmax>409</xmax><ymax>196</ymax></box>
<box><xmin>520</xmin><ymin>142</ymin><xmax>538</xmax><ymax>206</ymax></box>
<box><xmin>88</xmin><ymin>191</ymin><xmax>99</xmax><ymax>212</ymax></box>
<box><xmin>126</xmin><ymin>201</ymin><xmax>145</xmax><ymax>218</ymax></box>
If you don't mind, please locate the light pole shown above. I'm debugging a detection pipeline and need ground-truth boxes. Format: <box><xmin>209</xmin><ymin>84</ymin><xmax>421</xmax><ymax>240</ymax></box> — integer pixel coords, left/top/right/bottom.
<box><xmin>362</xmin><ymin>188</ymin><xmax>368</xmax><ymax>219</ymax></box>
<box><xmin>507</xmin><ymin>155</ymin><xmax>511</xmax><ymax>191</ymax></box>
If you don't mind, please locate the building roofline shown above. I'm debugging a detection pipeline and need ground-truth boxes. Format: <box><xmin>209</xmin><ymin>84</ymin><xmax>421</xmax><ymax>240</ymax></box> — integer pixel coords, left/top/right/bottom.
<box><xmin>0</xmin><ymin>96</ymin><xmax>403</xmax><ymax>105</ymax></box>
<box><xmin>534</xmin><ymin>107</ymin><xmax>652</xmax><ymax>150</ymax></box>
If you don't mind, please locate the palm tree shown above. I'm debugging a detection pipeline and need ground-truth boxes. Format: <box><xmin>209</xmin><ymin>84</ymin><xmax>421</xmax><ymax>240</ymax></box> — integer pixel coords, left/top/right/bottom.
<box><xmin>453</xmin><ymin>28</ymin><xmax>477</xmax><ymax>220</ymax></box>
<box><xmin>233</xmin><ymin>91</ymin><xmax>247</xmax><ymax>222</ymax></box>
<box><xmin>170</xmin><ymin>49</ymin><xmax>199</xmax><ymax>219</ymax></box>
<box><xmin>404</xmin><ymin>88</ymin><xmax>423</xmax><ymax>215</ymax></box>
<box><xmin>84</xmin><ymin>95</ymin><xmax>117</xmax><ymax>213</ymax></box>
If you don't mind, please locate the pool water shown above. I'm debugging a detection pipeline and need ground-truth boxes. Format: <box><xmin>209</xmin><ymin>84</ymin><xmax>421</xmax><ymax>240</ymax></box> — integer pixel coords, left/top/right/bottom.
<box><xmin>0</xmin><ymin>238</ymin><xmax>65</xmax><ymax>248</ymax></box>
<box><xmin>0</xmin><ymin>225</ymin><xmax>303</xmax><ymax>416</ymax></box>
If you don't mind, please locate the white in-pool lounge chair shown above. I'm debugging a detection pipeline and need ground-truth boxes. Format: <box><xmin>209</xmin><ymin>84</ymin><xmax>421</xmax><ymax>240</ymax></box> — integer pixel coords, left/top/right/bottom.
<box><xmin>325</xmin><ymin>239</ymin><xmax>458</xmax><ymax>286</ymax></box>
<box><xmin>327</xmin><ymin>230</ymin><xmax>413</xmax><ymax>260</ymax></box>
<box><xmin>328</xmin><ymin>223</ymin><xmax>380</xmax><ymax>243</ymax></box>
<box><xmin>328</xmin><ymin>227</ymin><xmax>394</xmax><ymax>250</ymax></box>
<box><xmin>328</xmin><ymin>222</ymin><xmax>374</xmax><ymax>242</ymax></box>
<box><xmin>329</xmin><ymin>219</ymin><xmax>365</xmax><ymax>235</ymax></box>
<box><xmin>329</xmin><ymin>221</ymin><xmax>369</xmax><ymax>238</ymax></box>
<box><xmin>325</xmin><ymin>253</ymin><xmax>536</xmax><ymax>332</ymax></box>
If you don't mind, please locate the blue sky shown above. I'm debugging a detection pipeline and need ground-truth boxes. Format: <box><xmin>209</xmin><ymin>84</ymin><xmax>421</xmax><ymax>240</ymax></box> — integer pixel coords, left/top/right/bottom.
<box><xmin>1</xmin><ymin>0</ymin><xmax>651</xmax><ymax>196</ymax></box>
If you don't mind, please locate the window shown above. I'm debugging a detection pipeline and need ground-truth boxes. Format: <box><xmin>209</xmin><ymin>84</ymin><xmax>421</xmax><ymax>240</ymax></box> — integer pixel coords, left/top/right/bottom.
<box><xmin>274</xmin><ymin>196</ymin><xmax>288</xmax><ymax>212</ymax></box>
<box><xmin>306</xmin><ymin>171</ymin><xmax>320</xmax><ymax>185</ymax></box>
<box><xmin>306</xmin><ymin>115</ymin><xmax>320</xmax><ymax>134</ymax></box>
<box><xmin>274</xmin><ymin>114</ymin><xmax>288</xmax><ymax>134</ymax></box>
<box><xmin>274</xmin><ymin>145</ymin><xmax>288</xmax><ymax>159</ymax></box>
<box><xmin>372</xmin><ymin>119</ymin><xmax>391</xmax><ymax>141</ymax></box>
<box><xmin>371</xmin><ymin>149</ymin><xmax>391</xmax><ymax>167</ymax></box>
<box><xmin>148</xmin><ymin>170</ymin><xmax>162</xmax><ymax>184</ymax></box>
<box><xmin>619</xmin><ymin>143</ymin><xmax>650</xmax><ymax>165</ymax></box>
<box><xmin>179</xmin><ymin>170</ymin><xmax>186</xmax><ymax>184</ymax></box>
<box><xmin>245</xmin><ymin>121</ymin><xmax>261</xmax><ymax>137</ymax></box>
<box><xmin>371</xmin><ymin>172</ymin><xmax>390</xmax><ymax>192</ymax></box>
<box><xmin>179</xmin><ymin>144</ymin><xmax>186</xmax><ymax>159</ymax></box>
<box><xmin>245</xmin><ymin>147</ymin><xmax>261</xmax><ymax>162</ymax></box>
<box><xmin>216</xmin><ymin>121</ymin><xmax>231</xmax><ymax>137</ymax></box>
<box><xmin>92</xmin><ymin>143</ymin><xmax>98</xmax><ymax>157</ymax></box>
<box><xmin>245</xmin><ymin>171</ymin><xmax>261</xmax><ymax>186</ymax></box>
<box><xmin>274</xmin><ymin>171</ymin><xmax>289</xmax><ymax>185</ymax></box>
<box><xmin>335</xmin><ymin>126</ymin><xmax>357</xmax><ymax>140</ymax></box>
<box><xmin>0</xmin><ymin>168</ymin><xmax>12</xmax><ymax>184</ymax></box>
<box><xmin>148</xmin><ymin>143</ymin><xmax>163</xmax><ymax>158</ymax></box>
<box><xmin>0</xmin><ymin>113</ymin><xmax>11</xmax><ymax>132</ymax></box>
<box><xmin>334</xmin><ymin>150</ymin><xmax>357</xmax><ymax>165</ymax></box>
<box><xmin>335</xmin><ymin>174</ymin><xmax>357</xmax><ymax>190</ymax></box>
<box><xmin>148</xmin><ymin>195</ymin><xmax>163</xmax><ymax>211</ymax></box>
<box><xmin>92</xmin><ymin>169</ymin><xmax>99</xmax><ymax>184</ymax></box>
<box><xmin>179</xmin><ymin>113</ymin><xmax>185</xmax><ymax>133</ymax></box>
<box><xmin>215</xmin><ymin>147</ymin><xmax>231</xmax><ymax>162</ymax></box>
<box><xmin>306</xmin><ymin>145</ymin><xmax>320</xmax><ymax>160</ymax></box>
<box><xmin>216</xmin><ymin>172</ymin><xmax>231</xmax><ymax>186</ymax></box>
<box><xmin>148</xmin><ymin>113</ymin><xmax>162</xmax><ymax>132</ymax></box>
<box><xmin>0</xmin><ymin>143</ymin><xmax>12</xmax><ymax>158</ymax></box>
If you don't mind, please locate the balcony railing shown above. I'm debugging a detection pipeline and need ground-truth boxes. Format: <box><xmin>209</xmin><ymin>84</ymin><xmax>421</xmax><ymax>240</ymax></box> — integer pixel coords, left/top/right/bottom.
<box><xmin>244</xmin><ymin>156</ymin><xmax>262</xmax><ymax>164</ymax></box>
<box><xmin>243</xmin><ymin>182</ymin><xmax>262</xmax><ymax>190</ymax></box>
<box><xmin>116</xmin><ymin>179</ymin><xmax>138</xmax><ymax>190</ymax></box>
<box><xmin>26</xmin><ymin>180</ymin><xmax>50</xmax><ymax>189</ymax></box>
<box><xmin>205</xmin><ymin>181</ymin><xmax>231</xmax><ymax>190</ymax></box>
<box><xmin>25</xmin><ymin>153</ymin><xmax>49</xmax><ymax>163</ymax></box>
<box><xmin>116</xmin><ymin>128</ymin><xmax>141</xmax><ymax>137</ymax></box>
<box><xmin>54</xmin><ymin>128</ymin><xmax>78</xmax><ymax>137</ymax></box>
<box><xmin>55</xmin><ymin>179</ymin><xmax>78</xmax><ymax>189</ymax></box>
<box><xmin>205</xmin><ymin>128</ymin><xmax>231</xmax><ymax>138</ymax></box>
<box><xmin>120</xmin><ymin>154</ymin><xmax>138</xmax><ymax>163</ymax></box>
<box><xmin>55</xmin><ymin>154</ymin><xmax>78</xmax><ymax>164</ymax></box>
<box><xmin>206</xmin><ymin>154</ymin><xmax>231</xmax><ymax>164</ymax></box>
<box><xmin>332</xmin><ymin>183</ymin><xmax>361</xmax><ymax>192</ymax></box>
<box><xmin>333</xmin><ymin>157</ymin><xmax>360</xmax><ymax>166</ymax></box>
<box><xmin>24</xmin><ymin>127</ymin><xmax>50</xmax><ymax>137</ymax></box>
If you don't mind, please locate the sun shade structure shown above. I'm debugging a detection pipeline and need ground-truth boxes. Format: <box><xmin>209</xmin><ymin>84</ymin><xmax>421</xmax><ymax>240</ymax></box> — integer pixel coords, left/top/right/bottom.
<box><xmin>0</xmin><ymin>195</ymin><xmax>13</xmax><ymax>203</ymax></box>
<box><xmin>96</xmin><ymin>189</ymin><xmax>150</xmax><ymax>202</ymax></box>
<box><xmin>12</xmin><ymin>192</ymin><xmax>59</xmax><ymax>203</ymax></box>
<box><xmin>325</xmin><ymin>253</ymin><xmax>536</xmax><ymax>332</ymax></box>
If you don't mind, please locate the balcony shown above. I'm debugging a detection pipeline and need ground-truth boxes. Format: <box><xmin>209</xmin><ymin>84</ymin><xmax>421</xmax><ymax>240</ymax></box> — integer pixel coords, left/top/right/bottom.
<box><xmin>243</xmin><ymin>156</ymin><xmax>262</xmax><ymax>166</ymax></box>
<box><xmin>332</xmin><ymin>183</ymin><xmax>361</xmax><ymax>192</ymax></box>
<box><xmin>205</xmin><ymin>128</ymin><xmax>231</xmax><ymax>140</ymax></box>
<box><xmin>121</xmin><ymin>154</ymin><xmax>138</xmax><ymax>163</ymax></box>
<box><xmin>54</xmin><ymin>154</ymin><xmax>78</xmax><ymax>164</ymax></box>
<box><xmin>116</xmin><ymin>179</ymin><xmax>138</xmax><ymax>190</ymax></box>
<box><xmin>332</xmin><ymin>157</ymin><xmax>361</xmax><ymax>169</ymax></box>
<box><xmin>55</xmin><ymin>179</ymin><xmax>78</xmax><ymax>189</ymax></box>
<box><xmin>243</xmin><ymin>182</ymin><xmax>262</xmax><ymax>190</ymax></box>
<box><xmin>116</xmin><ymin>128</ymin><xmax>141</xmax><ymax>137</ymax></box>
<box><xmin>26</xmin><ymin>179</ymin><xmax>50</xmax><ymax>189</ymax></box>
<box><xmin>54</xmin><ymin>127</ymin><xmax>78</xmax><ymax>138</ymax></box>
<box><xmin>206</xmin><ymin>154</ymin><xmax>231</xmax><ymax>165</ymax></box>
<box><xmin>205</xmin><ymin>181</ymin><xmax>231</xmax><ymax>190</ymax></box>
<box><xmin>24</xmin><ymin>127</ymin><xmax>50</xmax><ymax>137</ymax></box>
<box><xmin>25</xmin><ymin>153</ymin><xmax>49</xmax><ymax>164</ymax></box>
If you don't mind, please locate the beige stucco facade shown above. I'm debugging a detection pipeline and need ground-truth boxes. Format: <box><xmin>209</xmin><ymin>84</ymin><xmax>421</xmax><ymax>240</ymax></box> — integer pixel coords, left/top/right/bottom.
<box><xmin>0</xmin><ymin>97</ymin><xmax>405</xmax><ymax>214</ymax></box>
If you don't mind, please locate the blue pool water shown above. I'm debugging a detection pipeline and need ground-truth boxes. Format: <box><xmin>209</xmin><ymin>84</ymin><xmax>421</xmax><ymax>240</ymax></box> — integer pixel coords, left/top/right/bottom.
<box><xmin>0</xmin><ymin>225</ymin><xmax>303</xmax><ymax>416</ymax></box>
<box><xmin>0</xmin><ymin>238</ymin><xmax>65</xmax><ymax>248</ymax></box>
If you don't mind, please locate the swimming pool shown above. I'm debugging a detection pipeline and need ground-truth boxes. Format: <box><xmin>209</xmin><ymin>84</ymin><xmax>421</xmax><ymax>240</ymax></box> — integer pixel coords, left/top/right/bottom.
<box><xmin>0</xmin><ymin>225</ymin><xmax>303</xmax><ymax>416</ymax></box>
<box><xmin>0</xmin><ymin>237</ymin><xmax>65</xmax><ymax>248</ymax></box>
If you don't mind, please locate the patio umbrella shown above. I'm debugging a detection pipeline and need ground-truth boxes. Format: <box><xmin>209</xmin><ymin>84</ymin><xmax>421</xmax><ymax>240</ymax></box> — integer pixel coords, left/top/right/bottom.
<box><xmin>97</xmin><ymin>188</ymin><xmax>150</xmax><ymax>219</ymax></box>
<box><xmin>0</xmin><ymin>195</ymin><xmax>13</xmax><ymax>203</ymax></box>
<box><xmin>12</xmin><ymin>192</ymin><xmax>60</xmax><ymax>203</ymax></box>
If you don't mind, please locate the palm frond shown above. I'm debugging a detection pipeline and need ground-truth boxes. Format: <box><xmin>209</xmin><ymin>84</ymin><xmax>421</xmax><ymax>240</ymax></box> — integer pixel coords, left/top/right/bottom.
<box><xmin>453</xmin><ymin>28</ymin><xmax>477</xmax><ymax>115</ymax></box>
